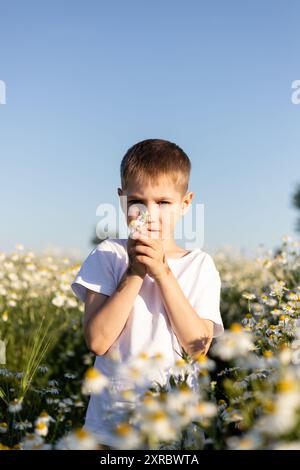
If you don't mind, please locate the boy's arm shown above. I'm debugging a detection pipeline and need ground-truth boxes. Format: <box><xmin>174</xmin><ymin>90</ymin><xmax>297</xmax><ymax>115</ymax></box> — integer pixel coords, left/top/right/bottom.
<box><xmin>130</xmin><ymin>232</ymin><xmax>215</xmax><ymax>359</ymax></box>
<box><xmin>156</xmin><ymin>269</ymin><xmax>214</xmax><ymax>358</ymax></box>
<box><xmin>84</xmin><ymin>268</ymin><xmax>144</xmax><ymax>356</ymax></box>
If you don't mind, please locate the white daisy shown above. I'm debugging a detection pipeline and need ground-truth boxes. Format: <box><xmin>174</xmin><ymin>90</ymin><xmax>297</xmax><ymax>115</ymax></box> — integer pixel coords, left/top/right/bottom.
<box><xmin>82</xmin><ymin>367</ymin><xmax>109</xmax><ymax>395</ymax></box>
<box><xmin>55</xmin><ymin>428</ymin><xmax>99</xmax><ymax>450</ymax></box>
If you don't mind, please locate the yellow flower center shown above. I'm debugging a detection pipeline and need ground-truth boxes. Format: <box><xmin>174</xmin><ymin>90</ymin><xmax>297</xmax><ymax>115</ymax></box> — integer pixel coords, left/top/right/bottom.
<box><xmin>0</xmin><ymin>443</ymin><xmax>10</xmax><ymax>450</ymax></box>
<box><xmin>195</xmin><ymin>353</ymin><xmax>208</xmax><ymax>363</ymax></box>
<box><xmin>240</xmin><ymin>438</ymin><xmax>253</xmax><ymax>449</ymax></box>
<box><xmin>138</xmin><ymin>352</ymin><xmax>149</xmax><ymax>361</ymax></box>
<box><xmin>196</xmin><ymin>403</ymin><xmax>207</xmax><ymax>413</ymax></box>
<box><xmin>199</xmin><ymin>369</ymin><xmax>209</xmax><ymax>377</ymax></box>
<box><xmin>152</xmin><ymin>410</ymin><xmax>167</xmax><ymax>421</ymax></box>
<box><xmin>175</xmin><ymin>359</ymin><xmax>186</xmax><ymax>367</ymax></box>
<box><xmin>263</xmin><ymin>351</ymin><xmax>273</xmax><ymax>358</ymax></box>
<box><xmin>230</xmin><ymin>323</ymin><xmax>243</xmax><ymax>333</ymax></box>
<box><xmin>277</xmin><ymin>379</ymin><xmax>297</xmax><ymax>393</ymax></box>
<box><xmin>129</xmin><ymin>367</ymin><xmax>141</xmax><ymax>378</ymax></box>
<box><xmin>143</xmin><ymin>396</ymin><xmax>156</xmax><ymax>406</ymax></box>
<box><xmin>153</xmin><ymin>353</ymin><xmax>164</xmax><ymax>361</ymax></box>
<box><xmin>75</xmin><ymin>428</ymin><xmax>89</xmax><ymax>440</ymax></box>
<box><xmin>115</xmin><ymin>423</ymin><xmax>132</xmax><ymax>436</ymax></box>
<box><xmin>178</xmin><ymin>384</ymin><xmax>189</xmax><ymax>393</ymax></box>
<box><xmin>36</xmin><ymin>422</ymin><xmax>47</xmax><ymax>430</ymax></box>
<box><xmin>85</xmin><ymin>368</ymin><xmax>101</xmax><ymax>380</ymax></box>
<box><xmin>121</xmin><ymin>390</ymin><xmax>134</xmax><ymax>400</ymax></box>
<box><xmin>264</xmin><ymin>401</ymin><xmax>275</xmax><ymax>413</ymax></box>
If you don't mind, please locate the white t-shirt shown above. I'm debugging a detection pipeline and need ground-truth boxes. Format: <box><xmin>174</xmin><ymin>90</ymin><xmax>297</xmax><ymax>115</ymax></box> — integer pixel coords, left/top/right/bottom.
<box><xmin>71</xmin><ymin>238</ymin><xmax>224</xmax><ymax>445</ymax></box>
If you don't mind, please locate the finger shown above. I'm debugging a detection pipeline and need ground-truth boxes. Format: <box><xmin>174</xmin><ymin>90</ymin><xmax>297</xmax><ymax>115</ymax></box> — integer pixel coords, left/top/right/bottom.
<box><xmin>132</xmin><ymin>233</ymin><xmax>158</xmax><ymax>247</ymax></box>
<box><xmin>135</xmin><ymin>254</ymin><xmax>150</xmax><ymax>265</ymax></box>
<box><xmin>134</xmin><ymin>244</ymin><xmax>156</xmax><ymax>258</ymax></box>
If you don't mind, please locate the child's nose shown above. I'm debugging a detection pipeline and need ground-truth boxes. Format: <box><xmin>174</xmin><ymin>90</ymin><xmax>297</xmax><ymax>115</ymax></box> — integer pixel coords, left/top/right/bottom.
<box><xmin>145</xmin><ymin>203</ymin><xmax>159</xmax><ymax>219</ymax></box>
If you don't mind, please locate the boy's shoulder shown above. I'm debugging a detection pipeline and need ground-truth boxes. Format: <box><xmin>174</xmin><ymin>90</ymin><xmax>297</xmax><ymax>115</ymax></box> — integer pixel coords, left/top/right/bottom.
<box><xmin>190</xmin><ymin>248</ymin><xmax>219</xmax><ymax>274</ymax></box>
<box><xmin>95</xmin><ymin>237</ymin><xmax>127</xmax><ymax>254</ymax></box>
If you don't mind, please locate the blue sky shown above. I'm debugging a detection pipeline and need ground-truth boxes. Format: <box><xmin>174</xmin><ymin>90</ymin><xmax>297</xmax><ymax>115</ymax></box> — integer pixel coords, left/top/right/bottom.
<box><xmin>0</xmin><ymin>0</ymin><xmax>299</xmax><ymax>260</ymax></box>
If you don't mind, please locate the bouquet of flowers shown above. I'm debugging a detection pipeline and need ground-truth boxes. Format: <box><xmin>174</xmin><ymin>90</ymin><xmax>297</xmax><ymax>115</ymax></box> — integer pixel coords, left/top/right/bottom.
<box><xmin>128</xmin><ymin>209</ymin><xmax>150</xmax><ymax>238</ymax></box>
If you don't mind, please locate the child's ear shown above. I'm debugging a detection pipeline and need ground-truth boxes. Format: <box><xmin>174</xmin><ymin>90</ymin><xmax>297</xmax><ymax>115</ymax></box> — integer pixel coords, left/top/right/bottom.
<box><xmin>181</xmin><ymin>191</ymin><xmax>193</xmax><ymax>215</ymax></box>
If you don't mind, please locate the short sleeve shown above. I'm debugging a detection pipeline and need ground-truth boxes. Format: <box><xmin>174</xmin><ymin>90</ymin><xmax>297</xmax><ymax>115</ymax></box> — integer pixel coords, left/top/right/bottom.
<box><xmin>71</xmin><ymin>240</ymin><xmax>116</xmax><ymax>303</ymax></box>
<box><xmin>193</xmin><ymin>254</ymin><xmax>224</xmax><ymax>338</ymax></box>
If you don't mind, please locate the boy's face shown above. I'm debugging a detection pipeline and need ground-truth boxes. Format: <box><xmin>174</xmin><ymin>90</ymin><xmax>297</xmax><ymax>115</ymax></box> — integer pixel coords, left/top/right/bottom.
<box><xmin>118</xmin><ymin>176</ymin><xmax>193</xmax><ymax>240</ymax></box>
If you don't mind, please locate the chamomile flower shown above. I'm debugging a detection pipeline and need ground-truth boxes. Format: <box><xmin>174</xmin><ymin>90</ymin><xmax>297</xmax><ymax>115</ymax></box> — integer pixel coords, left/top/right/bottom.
<box><xmin>0</xmin><ymin>422</ymin><xmax>8</xmax><ymax>433</ymax></box>
<box><xmin>35</xmin><ymin>421</ymin><xmax>49</xmax><ymax>437</ymax></box>
<box><xmin>52</xmin><ymin>294</ymin><xmax>66</xmax><ymax>307</ymax></box>
<box><xmin>242</xmin><ymin>292</ymin><xmax>256</xmax><ymax>301</ymax></box>
<box><xmin>55</xmin><ymin>428</ymin><xmax>99</xmax><ymax>450</ymax></box>
<box><xmin>35</xmin><ymin>411</ymin><xmax>54</xmax><ymax>426</ymax></box>
<box><xmin>140</xmin><ymin>409</ymin><xmax>179</xmax><ymax>442</ymax></box>
<box><xmin>128</xmin><ymin>210</ymin><xmax>150</xmax><ymax>236</ymax></box>
<box><xmin>15</xmin><ymin>243</ymin><xmax>25</xmax><ymax>251</ymax></box>
<box><xmin>226</xmin><ymin>431</ymin><xmax>263</xmax><ymax>450</ymax></box>
<box><xmin>165</xmin><ymin>384</ymin><xmax>198</xmax><ymax>414</ymax></box>
<box><xmin>8</xmin><ymin>397</ymin><xmax>23</xmax><ymax>413</ymax></box>
<box><xmin>111</xmin><ymin>422</ymin><xmax>143</xmax><ymax>449</ymax></box>
<box><xmin>82</xmin><ymin>367</ymin><xmax>109</xmax><ymax>395</ymax></box>
<box><xmin>210</xmin><ymin>324</ymin><xmax>255</xmax><ymax>360</ymax></box>
<box><xmin>20</xmin><ymin>433</ymin><xmax>51</xmax><ymax>450</ymax></box>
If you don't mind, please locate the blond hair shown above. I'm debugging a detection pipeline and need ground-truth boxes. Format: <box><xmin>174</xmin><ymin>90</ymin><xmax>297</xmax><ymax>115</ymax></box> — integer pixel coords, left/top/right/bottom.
<box><xmin>120</xmin><ymin>138</ymin><xmax>191</xmax><ymax>195</ymax></box>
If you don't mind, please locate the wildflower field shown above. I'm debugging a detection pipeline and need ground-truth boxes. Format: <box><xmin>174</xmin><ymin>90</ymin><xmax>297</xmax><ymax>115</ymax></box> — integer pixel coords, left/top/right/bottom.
<box><xmin>0</xmin><ymin>236</ymin><xmax>300</xmax><ymax>450</ymax></box>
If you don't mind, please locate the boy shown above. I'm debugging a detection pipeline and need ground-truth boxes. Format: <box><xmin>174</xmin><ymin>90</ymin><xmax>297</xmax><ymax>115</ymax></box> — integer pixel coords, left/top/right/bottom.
<box><xmin>71</xmin><ymin>138</ymin><xmax>224</xmax><ymax>447</ymax></box>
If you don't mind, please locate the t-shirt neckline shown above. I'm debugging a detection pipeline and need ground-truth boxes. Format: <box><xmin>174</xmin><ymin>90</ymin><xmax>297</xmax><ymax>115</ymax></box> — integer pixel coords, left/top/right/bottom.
<box><xmin>166</xmin><ymin>247</ymin><xmax>201</xmax><ymax>261</ymax></box>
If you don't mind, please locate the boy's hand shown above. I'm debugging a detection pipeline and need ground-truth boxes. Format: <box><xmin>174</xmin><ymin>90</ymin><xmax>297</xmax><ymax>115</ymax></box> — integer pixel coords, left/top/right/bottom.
<box><xmin>127</xmin><ymin>235</ymin><xmax>147</xmax><ymax>279</ymax></box>
<box><xmin>130</xmin><ymin>232</ymin><xmax>170</xmax><ymax>281</ymax></box>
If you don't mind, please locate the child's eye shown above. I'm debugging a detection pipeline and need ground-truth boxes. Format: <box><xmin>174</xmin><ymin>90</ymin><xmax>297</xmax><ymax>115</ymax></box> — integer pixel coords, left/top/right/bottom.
<box><xmin>128</xmin><ymin>201</ymin><xmax>145</xmax><ymax>206</ymax></box>
<box><xmin>128</xmin><ymin>200</ymin><xmax>170</xmax><ymax>205</ymax></box>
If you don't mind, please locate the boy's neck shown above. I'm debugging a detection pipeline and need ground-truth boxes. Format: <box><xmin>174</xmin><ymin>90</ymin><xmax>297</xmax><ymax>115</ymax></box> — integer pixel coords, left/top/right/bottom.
<box><xmin>161</xmin><ymin>238</ymin><xmax>186</xmax><ymax>255</ymax></box>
